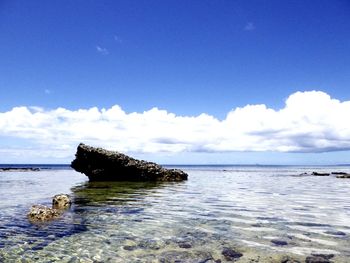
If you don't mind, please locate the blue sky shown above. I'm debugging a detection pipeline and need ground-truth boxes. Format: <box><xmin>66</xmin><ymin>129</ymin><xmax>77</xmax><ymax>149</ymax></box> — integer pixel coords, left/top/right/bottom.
<box><xmin>0</xmin><ymin>0</ymin><xmax>350</xmax><ymax>164</ymax></box>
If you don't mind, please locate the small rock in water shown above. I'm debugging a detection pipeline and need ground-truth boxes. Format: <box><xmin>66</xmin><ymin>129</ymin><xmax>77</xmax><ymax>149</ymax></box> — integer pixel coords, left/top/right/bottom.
<box><xmin>311</xmin><ymin>254</ymin><xmax>334</xmax><ymax>260</ymax></box>
<box><xmin>159</xmin><ymin>250</ymin><xmax>213</xmax><ymax>262</ymax></box>
<box><xmin>138</xmin><ymin>239</ymin><xmax>162</xmax><ymax>250</ymax></box>
<box><xmin>52</xmin><ymin>194</ymin><xmax>71</xmax><ymax>209</ymax></box>
<box><xmin>27</xmin><ymin>205</ymin><xmax>61</xmax><ymax>222</ymax></box>
<box><xmin>297</xmin><ymin>172</ymin><xmax>310</xmax><ymax>176</ymax></box>
<box><xmin>271</xmin><ymin>239</ymin><xmax>288</xmax><ymax>246</ymax></box>
<box><xmin>280</xmin><ymin>256</ymin><xmax>301</xmax><ymax>263</ymax></box>
<box><xmin>123</xmin><ymin>245</ymin><xmax>137</xmax><ymax>251</ymax></box>
<box><xmin>178</xmin><ymin>242</ymin><xmax>192</xmax><ymax>249</ymax></box>
<box><xmin>312</xmin><ymin>172</ymin><xmax>330</xmax><ymax>176</ymax></box>
<box><xmin>305</xmin><ymin>254</ymin><xmax>334</xmax><ymax>263</ymax></box>
<box><xmin>28</xmin><ymin>193</ymin><xmax>71</xmax><ymax>222</ymax></box>
<box><xmin>324</xmin><ymin>230</ymin><xmax>346</xmax><ymax>236</ymax></box>
<box><xmin>336</xmin><ymin>175</ymin><xmax>350</xmax><ymax>178</ymax></box>
<box><xmin>221</xmin><ymin>247</ymin><xmax>243</xmax><ymax>261</ymax></box>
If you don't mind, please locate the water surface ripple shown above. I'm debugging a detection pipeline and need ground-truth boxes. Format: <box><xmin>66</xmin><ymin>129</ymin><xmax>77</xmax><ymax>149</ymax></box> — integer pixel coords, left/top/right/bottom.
<box><xmin>1</xmin><ymin>166</ymin><xmax>350</xmax><ymax>262</ymax></box>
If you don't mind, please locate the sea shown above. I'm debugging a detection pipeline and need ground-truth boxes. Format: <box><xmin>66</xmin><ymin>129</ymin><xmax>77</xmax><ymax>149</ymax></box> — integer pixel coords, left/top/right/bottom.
<box><xmin>0</xmin><ymin>165</ymin><xmax>350</xmax><ymax>262</ymax></box>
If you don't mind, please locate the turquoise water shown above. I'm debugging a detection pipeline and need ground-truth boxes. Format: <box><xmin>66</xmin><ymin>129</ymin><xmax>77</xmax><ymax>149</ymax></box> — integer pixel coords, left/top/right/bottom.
<box><xmin>1</xmin><ymin>166</ymin><xmax>350</xmax><ymax>262</ymax></box>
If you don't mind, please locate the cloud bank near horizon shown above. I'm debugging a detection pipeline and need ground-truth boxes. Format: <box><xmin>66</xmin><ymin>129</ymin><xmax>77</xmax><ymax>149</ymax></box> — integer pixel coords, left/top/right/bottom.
<box><xmin>0</xmin><ymin>91</ymin><xmax>350</xmax><ymax>161</ymax></box>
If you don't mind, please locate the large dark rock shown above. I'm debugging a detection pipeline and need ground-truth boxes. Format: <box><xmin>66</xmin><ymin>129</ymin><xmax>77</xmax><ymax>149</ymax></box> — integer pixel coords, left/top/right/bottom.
<box><xmin>71</xmin><ymin>143</ymin><xmax>188</xmax><ymax>182</ymax></box>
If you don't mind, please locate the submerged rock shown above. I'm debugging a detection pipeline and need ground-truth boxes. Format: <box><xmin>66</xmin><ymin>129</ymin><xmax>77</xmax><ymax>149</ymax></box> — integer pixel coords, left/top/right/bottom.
<box><xmin>71</xmin><ymin>143</ymin><xmax>188</xmax><ymax>182</ymax></box>
<box><xmin>221</xmin><ymin>247</ymin><xmax>243</xmax><ymax>261</ymax></box>
<box><xmin>337</xmin><ymin>175</ymin><xmax>350</xmax><ymax>178</ymax></box>
<box><xmin>159</xmin><ymin>250</ymin><xmax>214</xmax><ymax>262</ymax></box>
<box><xmin>27</xmin><ymin>205</ymin><xmax>61</xmax><ymax>222</ymax></box>
<box><xmin>305</xmin><ymin>253</ymin><xmax>334</xmax><ymax>263</ymax></box>
<box><xmin>324</xmin><ymin>230</ymin><xmax>346</xmax><ymax>236</ymax></box>
<box><xmin>52</xmin><ymin>194</ymin><xmax>71</xmax><ymax>209</ymax></box>
<box><xmin>280</xmin><ymin>256</ymin><xmax>301</xmax><ymax>263</ymax></box>
<box><xmin>271</xmin><ymin>239</ymin><xmax>288</xmax><ymax>246</ymax></box>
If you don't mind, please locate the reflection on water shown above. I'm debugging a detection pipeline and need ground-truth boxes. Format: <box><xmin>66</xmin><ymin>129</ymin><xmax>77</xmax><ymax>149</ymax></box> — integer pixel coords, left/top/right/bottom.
<box><xmin>1</xmin><ymin>166</ymin><xmax>350</xmax><ymax>262</ymax></box>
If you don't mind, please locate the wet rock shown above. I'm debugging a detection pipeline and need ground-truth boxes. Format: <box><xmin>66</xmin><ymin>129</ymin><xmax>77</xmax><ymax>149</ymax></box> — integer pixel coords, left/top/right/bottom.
<box><xmin>305</xmin><ymin>254</ymin><xmax>333</xmax><ymax>263</ymax></box>
<box><xmin>178</xmin><ymin>242</ymin><xmax>192</xmax><ymax>248</ymax></box>
<box><xmin>310</xmin><ymin>254</ymin><xmax>334</xmax><ymax>260</ymax></box>
<box><xmin>27</xmin><ymin>205</ymin><xmax>61</xmax><ymax>222</ymax></box>
<box><xmin>123</xmin><ymin>245</ymin><xmax>137</xmax><ymax>251</ymax></box>
<box><xmin>251</xmin><ymin>223</ymin><xmax>262</xmax><ymax>227</ymax></box>
<box><xmin>271</xmin><ymin>239</ymin><xmax>288</xmax><ymax>246</ymax></box>
<box><xmin>52</xmin><ymin>194</ymin><xmax>71</xmax><ymax>209</ymax></box>
<box><xmin>221</xmin><ymin>247</ymin><xmax>243</xmax><ymax>261</ymax></box>
<box><xmin>297</xmin><ymin>172</ymin><xmax>310</xmax><ymax>176</ymax></box>
<box><xmin>28</xmin><ymin>193</ymin><xmax>71</xmax><ymax>222</ymax></box>
<box><xmin>336</xmin><ymin>174</ymin><xmax>350</xmax><ymax>178</ymax></box>
<box><xmin>138</xmin><ymin>239</ymin><xmax>162</xmax><ymax>250</ymax></box>
<box><xmin>159</xmin><ymin>250</ymin><xmax>213</xmax><ymax>262</ymax></box>
<box><xmin>280</xmin><ymin>256</ymin><xmax>301</xmax><ymax>263</ymax></box>
<box><xmin>324</xmin><ymin>230</ymin><xmax>346</xmax><ymax>236</ymax></box>
<box><xmin>305</xmin><ymin>254</ymin><xmax>334</xmax><ymax>263</ymax></box>
<box><xmin>312</xmin><ymin>172</ymin><xmax>330</xmax><ymax>176</ymax></box>
<box><xmin>71</xmin><ymin>143</ymin><xmax>188</xmax><ymax>181</ymax></box>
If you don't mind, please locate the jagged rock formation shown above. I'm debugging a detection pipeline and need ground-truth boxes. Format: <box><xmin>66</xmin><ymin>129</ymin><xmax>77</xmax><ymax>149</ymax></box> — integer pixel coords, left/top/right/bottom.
<box><xmin>71</xmin><ymin>143</ymin><xmax>188</xmax><ymax>182</ymax></box>
<box><xmin>28</xmin><ymin>205</ymin><xmax>61</xmax><ymax>222</ymax></box>
<box><xmin>52</xmin><ymin>194</ymin><xmax>71</xmax><ymax>209</ymax></box>
<box><xmin>28</xmin><ymin>194</ymin><xmax>71</xmax><ymax>222</ymax></box>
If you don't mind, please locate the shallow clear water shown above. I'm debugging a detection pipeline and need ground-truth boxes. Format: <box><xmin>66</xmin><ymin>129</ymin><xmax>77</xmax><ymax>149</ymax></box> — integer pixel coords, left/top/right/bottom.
<box><xmin>1</xmin><ymin>166</ymin><xmax>350</xmax><ymax>262</ymax></box>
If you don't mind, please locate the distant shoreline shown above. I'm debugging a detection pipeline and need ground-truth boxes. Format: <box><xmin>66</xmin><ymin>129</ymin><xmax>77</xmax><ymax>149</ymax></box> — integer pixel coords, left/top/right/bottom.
<box><xmin>0</xmin><ymin>164</ymin><xmax>72</xmax><ymax>171</ymax></box>
<box><xmin>1</xmin><ymin>163</ymin><xmax>350</xmax><ymax>173</ymax></box>
<box><xmin>0</xmin><ymin>163</ymin><xmax>350</xmax><ymax>168</ymax></box>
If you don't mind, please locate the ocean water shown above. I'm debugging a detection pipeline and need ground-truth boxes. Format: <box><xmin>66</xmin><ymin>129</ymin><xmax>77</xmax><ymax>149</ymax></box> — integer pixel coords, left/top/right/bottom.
<box><xmin>0</xmin><ymin>165</ymin><xmax>350</xmax><ymax>262</ymax></box>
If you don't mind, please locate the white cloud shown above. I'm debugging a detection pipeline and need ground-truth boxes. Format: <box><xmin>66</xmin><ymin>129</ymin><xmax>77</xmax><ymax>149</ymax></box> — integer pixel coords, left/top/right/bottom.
<box><xmin>114</xmin><ymin>35</ymin><xmax>122</xmax><ymax>43</ymax></box>
<box><xmin>96</xmin><ymin>45</ymin><xmax>109</xmax><ymax>55</ymax></box>
<box><xmin>0</xmin><ymin>91</ymin><xmax>349</xmax><ymax>161</ymax></box>
<box><xmin>244</xmin><ymin>22</ymin><xmax>255</xmax><ymax>31</ymax></box>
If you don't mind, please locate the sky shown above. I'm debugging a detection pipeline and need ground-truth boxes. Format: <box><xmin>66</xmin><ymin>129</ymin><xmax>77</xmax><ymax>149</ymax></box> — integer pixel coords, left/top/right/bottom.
<box><xmin>0</xmin><ymin>0</ymin><xmax>350</xmax><ymax>164</ymax></box>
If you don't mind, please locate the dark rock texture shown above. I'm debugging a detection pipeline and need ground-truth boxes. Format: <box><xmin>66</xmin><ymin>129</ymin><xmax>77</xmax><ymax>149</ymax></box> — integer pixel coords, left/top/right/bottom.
<box><xmin>271</xmin><ymin>239</ymin><xmax>288</xmax><ymax>246</ymax></box>
<box><xmin>312</xmin><ymin>172</ymin><xmax>330</xmax><ymax>176</ymax></box>
<box><xmin>52</xmin><ymin>194</ymin><xmax>71</xmax><ymax>209</ymax></box>
<box><xmin>0</xmin><ymin>167</ymin><xmax>40</xmax><ymax>172</ymax></box>
<box><xmin>331</xmin><ymin>172</ymin><xmax>348</xmax><ymax>175</ymax></box>
<box><xmin>280</xmin><ymin>256</ymin><xmax>301</xmax><ymax>263</ymax></box>
<box><xmin>305</xmin><ymin>253</ymin><xmax>334</xmax><ymax>263</ymax></box>
<box><xmin>71</xmin><ymin>143</ymin><xmax>188</xmax><ymax>182</ymax></box>
<box><xmin>336</xmin><ymin>174</ymin><xmax>350</xmax><ymax>178</ymax></box>
<box><xmin>28</xmin><ymin>194</ymin><xmax>71</xmax><ymax>222</ymax></box>
<box><xmin>27</xmin><ymin>205</ymin><xmax>61</xmax><ymax>222</ymax></box>
<box><xmin>221</xmin><ymin>247</ymin><xmax>243</xmax><ymax>261</ymax></box>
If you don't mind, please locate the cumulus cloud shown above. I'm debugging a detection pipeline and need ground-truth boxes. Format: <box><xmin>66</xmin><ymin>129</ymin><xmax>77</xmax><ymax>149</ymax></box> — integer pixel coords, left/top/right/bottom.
<box><xmin>114</xmin><ymin>35</ymin><xmax>122</xmax><ymax>43</ymax></box>
<box><xmin>96</xmin><ymin>45</ymin><xmax>109</xmax><ymax>55</ymax></box>
<box><xmin>0</xmin><ymin>91</ymin><xmax>349</xmax><ymax>160</ymax></box>
<box><xmin>244</xmin><ymin>22</ymin><xmax>255</xmax><ymax>31</ymax></box>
